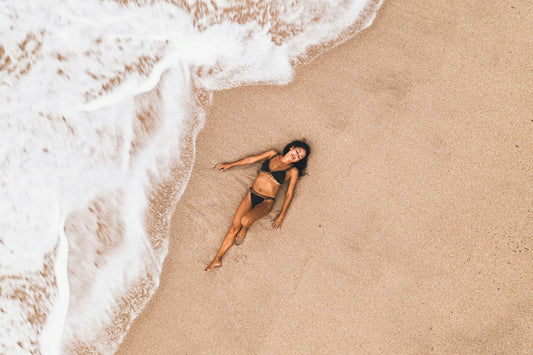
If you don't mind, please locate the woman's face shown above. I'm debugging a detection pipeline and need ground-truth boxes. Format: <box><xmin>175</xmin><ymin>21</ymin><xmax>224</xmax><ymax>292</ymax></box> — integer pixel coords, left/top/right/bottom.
<box><xmin>286</xmin><ymin>146</ymin><xmax>306</xmax><ymax>163</ymax></box>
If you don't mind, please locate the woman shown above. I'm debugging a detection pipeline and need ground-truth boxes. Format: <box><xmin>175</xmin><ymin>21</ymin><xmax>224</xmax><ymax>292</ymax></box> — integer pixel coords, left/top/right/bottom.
<box><xmin>204</xmin><ymin>140</ymin><xmax>310</xmax><ymax>272</ymax></box>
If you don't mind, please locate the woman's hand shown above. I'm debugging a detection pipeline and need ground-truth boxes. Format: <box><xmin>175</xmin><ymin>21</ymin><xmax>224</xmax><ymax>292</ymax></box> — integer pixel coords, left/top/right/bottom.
<box><xmin>215</xmin><ymin>163</ymin><xmax>231</xmax><ymax>172</ymax></box>
<box><xmin>272</xmin><ymin>216</ymin><xmax>284</xmax><ymax>230</ymax></box>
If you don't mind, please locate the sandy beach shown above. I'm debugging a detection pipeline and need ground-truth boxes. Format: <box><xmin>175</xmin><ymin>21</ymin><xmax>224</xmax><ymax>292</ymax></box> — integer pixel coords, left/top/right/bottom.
<box><xmin>117</xmin><ymin>0</ymin><xmax>532</xmax><ymax>353</ymax></box>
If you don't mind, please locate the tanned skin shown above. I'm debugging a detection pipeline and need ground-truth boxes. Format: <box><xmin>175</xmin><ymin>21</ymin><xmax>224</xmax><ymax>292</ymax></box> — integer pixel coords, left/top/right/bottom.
<box><xmin>204</xmin><ymin>146</ymin><xmax>307</xmax><ymax>272</ymax></box>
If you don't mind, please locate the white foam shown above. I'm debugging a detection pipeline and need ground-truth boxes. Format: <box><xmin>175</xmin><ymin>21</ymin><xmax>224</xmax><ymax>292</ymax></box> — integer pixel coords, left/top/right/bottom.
<box><xmin>39</xmin><ymin>221</ymin><xmax>70</xmax><ymax>355</ymax></box>
<box><xmin>0</xmin><ymin>0</ymin><xmax>383</xmax><ymax>353</ymax></box>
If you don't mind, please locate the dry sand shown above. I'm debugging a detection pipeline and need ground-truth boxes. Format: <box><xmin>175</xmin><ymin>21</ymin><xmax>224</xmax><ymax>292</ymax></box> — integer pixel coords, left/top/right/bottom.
<box><xmin>117</xmin><ymin>0</ymin><xmax>532</xmax><ymax>353</ymax></box>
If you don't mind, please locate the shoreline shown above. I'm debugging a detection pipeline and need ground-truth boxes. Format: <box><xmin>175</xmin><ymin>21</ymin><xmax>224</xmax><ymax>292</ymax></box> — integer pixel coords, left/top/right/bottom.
<box><xmin>117</xmin><ymin>0</ymin><xmax>533</xmax><ymax>353</ymax></box>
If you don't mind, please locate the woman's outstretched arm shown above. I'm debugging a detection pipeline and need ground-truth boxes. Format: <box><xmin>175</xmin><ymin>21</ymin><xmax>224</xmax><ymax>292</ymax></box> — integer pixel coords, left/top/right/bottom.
<box><xmin>215</xmin><ymin>149</ymin><xmax>277</xmax><ymax>171</ymax></box>
<box><xmin>272</xmin><ymin>168</ymin><xmax>299</xmax><ymax>229</ymax></box>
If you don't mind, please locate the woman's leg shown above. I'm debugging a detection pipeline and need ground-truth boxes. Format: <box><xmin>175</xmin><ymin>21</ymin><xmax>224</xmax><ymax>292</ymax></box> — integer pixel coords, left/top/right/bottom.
<box><xmin>234</xmin><ymin>200</ymin><xmax>273</xmax><ymax>245</ymax></box>
<box><xmin>204</xmin><ymin>191</ymin><xmax>252</xmax><ymax>272</ymax></box>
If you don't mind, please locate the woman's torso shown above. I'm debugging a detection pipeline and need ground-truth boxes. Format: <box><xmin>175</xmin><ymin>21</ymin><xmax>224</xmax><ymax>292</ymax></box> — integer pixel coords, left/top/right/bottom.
<box><xmin>251</xmin><ymin>153</ymin><xmax>294</xmax><ymax>198</ymax></box>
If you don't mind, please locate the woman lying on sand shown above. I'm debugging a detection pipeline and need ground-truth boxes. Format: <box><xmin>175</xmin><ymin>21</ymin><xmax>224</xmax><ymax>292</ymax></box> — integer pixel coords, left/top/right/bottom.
<box><xmin>204</xmin><ymin>140</ymin><xmax>310</xmax><ymax>272</ymax></box>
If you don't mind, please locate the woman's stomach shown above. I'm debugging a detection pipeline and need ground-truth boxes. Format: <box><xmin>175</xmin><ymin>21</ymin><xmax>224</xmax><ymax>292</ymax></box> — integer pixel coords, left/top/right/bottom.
<box><xmin>251</xmin><ymin>173</ymin><xmax>281</xmax><ymax>198</ymax></box>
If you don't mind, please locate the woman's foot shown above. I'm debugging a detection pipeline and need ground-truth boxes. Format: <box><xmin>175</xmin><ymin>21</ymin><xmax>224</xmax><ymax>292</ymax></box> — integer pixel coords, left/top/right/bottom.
<box><xmin>234</xmin><ymin>232</ymin><xmax>246</xmax><ymax>246</ymax></box>
<box><xmin>204</xmin><ymin>260</ymin><xmax>222</xmax><ymax>272</ymax></box>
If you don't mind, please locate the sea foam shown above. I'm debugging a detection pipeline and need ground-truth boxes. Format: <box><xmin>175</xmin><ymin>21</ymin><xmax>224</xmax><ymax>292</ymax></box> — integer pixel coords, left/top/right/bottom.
<box><xmin>0</xmin><ymin>0</ymin><xmax>383</xmax><ymax>353</ymax></box>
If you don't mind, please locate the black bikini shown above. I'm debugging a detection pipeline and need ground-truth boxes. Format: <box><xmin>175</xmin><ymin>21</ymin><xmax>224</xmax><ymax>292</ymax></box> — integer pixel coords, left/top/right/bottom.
<box><xmin>261</xmin><ymin>154</ymin><xmax>287</xmax><ymax>184</ymax></box>
<box><xmin>249</xmin><ymin>187</ymin><xmax>273</xmax><ymax>208</ymax></box>
<box><xmin>249</xmin><ymin>154</ymin><xmax>290</xmax><ymax>208</ymax></box>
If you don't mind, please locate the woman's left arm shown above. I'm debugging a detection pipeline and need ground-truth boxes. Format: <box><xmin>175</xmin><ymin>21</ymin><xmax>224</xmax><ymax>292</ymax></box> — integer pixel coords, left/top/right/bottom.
<box><xmin>272</xmin><ymin>168</ymin><xmax>299</xmax><ymax>230</ymax></box>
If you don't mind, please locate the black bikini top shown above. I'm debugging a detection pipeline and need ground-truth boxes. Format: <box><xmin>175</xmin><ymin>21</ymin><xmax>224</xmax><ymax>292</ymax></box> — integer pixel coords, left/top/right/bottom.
<box><xmin>261</xmin><ymin>154</ymin><xmax>289</xmax><ymax>184</ymax></box>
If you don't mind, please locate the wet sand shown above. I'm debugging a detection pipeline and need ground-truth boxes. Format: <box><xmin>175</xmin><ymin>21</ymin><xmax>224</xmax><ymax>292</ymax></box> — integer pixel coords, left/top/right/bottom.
<box><xmin>117</xmin><ymin>0</ymin><xmax>532</xmax><ymax>353</ymax></box>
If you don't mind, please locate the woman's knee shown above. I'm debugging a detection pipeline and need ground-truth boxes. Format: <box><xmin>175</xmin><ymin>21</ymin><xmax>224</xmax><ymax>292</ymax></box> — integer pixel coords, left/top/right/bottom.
<box><xmin>240</xmin><ymin>215</ymin><xmax>252</xmax><ymax>228</ymax></box>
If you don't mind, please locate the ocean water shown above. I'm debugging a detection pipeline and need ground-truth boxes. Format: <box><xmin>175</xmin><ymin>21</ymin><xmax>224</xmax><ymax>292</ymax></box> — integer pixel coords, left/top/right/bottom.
<box><xmin>0</xmin><ymin>0</ymin><xmax>383</xmax><ymax>353</ymax></box>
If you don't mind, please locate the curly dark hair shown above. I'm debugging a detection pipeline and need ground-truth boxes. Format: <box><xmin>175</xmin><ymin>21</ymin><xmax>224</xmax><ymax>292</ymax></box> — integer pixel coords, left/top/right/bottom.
<box><xmin>283</xmin><ymin>139</ymin><xmax>311</xmax><ymax>177</ymax></box>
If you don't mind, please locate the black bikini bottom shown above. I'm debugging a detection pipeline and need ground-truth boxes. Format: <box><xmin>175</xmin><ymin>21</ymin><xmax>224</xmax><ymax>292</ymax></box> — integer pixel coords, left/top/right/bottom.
<box><xmin>249</xmin><ymin>187</ymin><xmax>274</xmax><ymax>208</ymax></box>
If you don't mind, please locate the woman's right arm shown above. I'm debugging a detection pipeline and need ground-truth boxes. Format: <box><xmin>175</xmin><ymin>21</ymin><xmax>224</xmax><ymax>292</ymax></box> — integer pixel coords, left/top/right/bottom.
<box><xmin>216</xmin><ymin>149</ymin><xmax>277</xmax><ymax>171</ymax></box>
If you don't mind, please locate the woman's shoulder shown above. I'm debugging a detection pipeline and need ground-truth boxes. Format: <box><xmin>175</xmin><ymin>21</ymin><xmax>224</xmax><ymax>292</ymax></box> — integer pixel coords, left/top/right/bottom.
<box><xmin>266</xmin><ymin>149</ymin><xmax>279</xmax><ymax>158</ymax></box>
<box><xmin>287</xmin><ymin>166</ymin><xmax>299</xmax><ymax>176</ymax></box>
